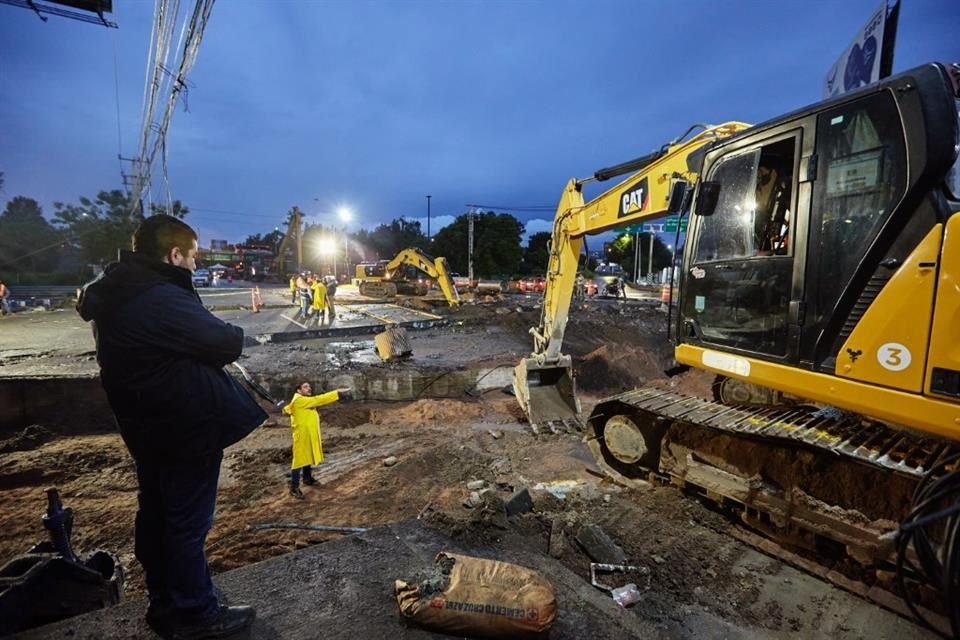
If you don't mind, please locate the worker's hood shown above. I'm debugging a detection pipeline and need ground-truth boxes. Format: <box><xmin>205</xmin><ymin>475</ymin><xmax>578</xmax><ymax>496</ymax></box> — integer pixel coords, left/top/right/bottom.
<box><xmin>77</xmin><ymin>251</ymin><xmax>193</xmax><ymax>321</ymax></box>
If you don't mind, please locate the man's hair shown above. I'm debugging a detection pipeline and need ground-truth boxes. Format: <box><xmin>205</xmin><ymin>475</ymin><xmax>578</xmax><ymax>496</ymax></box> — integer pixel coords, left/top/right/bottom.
<box><xmin>133</xmin><ymin>214</ymin><xmax>198</xmax><ymax>261</ymax></box>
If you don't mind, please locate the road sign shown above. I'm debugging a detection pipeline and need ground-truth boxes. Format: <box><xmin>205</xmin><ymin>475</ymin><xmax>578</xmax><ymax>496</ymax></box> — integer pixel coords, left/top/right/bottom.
<box><xmin>663</xmin><ymin>216</ymin><xmax>688</xmax><ymax>233</ymax></box>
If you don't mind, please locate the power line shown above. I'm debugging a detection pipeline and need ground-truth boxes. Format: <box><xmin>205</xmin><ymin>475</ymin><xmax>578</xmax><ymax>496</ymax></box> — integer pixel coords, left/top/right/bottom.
<box><xmin>111</xmin><ymin>14</ymin><xmax>124</xmax><ymax>180</ymax></box>
<box><xmin>188</xmin><ymin>207</ymin><xmax>277</xmax><ymax>218</ymax></box>
<box><xmin>465</xmin><ymin>203</ymin><xmax>555</xmax><ymax>212</ymax></box>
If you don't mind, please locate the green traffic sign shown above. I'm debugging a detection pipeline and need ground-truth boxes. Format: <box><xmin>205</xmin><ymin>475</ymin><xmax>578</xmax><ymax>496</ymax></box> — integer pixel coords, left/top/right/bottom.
<box><xmin>663</xmin><ymin>216</ymin><xmax>688</xmax><ymax>233</ymax></box>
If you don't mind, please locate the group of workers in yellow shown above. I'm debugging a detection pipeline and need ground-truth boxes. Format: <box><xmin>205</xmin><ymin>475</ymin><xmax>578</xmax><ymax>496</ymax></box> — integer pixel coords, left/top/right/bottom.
<box><xmin>289</xmin><ymin>272</ymin><xmax>337</xmax><ymax>326</ymax></box>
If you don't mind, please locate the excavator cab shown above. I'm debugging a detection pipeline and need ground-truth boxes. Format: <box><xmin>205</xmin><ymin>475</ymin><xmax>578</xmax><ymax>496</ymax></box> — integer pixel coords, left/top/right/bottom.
<box><xmin>677</xmin><ymin>63</ymin><xmax>960</xmax><ymax>424</ymax></box>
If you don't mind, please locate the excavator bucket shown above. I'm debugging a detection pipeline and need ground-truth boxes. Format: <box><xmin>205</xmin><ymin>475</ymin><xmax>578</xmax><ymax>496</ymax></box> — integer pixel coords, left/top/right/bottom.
<box><xmin>513</xmin><ymin>355</ymin><xmax>582</xmax><ymax>430</ymax></box>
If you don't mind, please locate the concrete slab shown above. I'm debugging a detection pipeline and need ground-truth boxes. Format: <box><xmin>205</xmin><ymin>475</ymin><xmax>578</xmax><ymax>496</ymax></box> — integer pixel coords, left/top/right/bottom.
<box><xmin>16</xmin><ymin>520</ymin><xmax>660</xmax><ymax>640</ymax></box>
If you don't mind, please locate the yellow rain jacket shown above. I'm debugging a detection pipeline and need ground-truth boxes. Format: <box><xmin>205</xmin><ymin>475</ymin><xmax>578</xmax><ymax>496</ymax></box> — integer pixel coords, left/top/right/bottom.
<box><xmin>282</xmin><ymin>390</ymin><xmax>339</xmax><ymax>469</ymax></box>
<box><xmin>310</xmin><ymin>281</ymin><xmax>328</xmax><ymax>312</ymax></box>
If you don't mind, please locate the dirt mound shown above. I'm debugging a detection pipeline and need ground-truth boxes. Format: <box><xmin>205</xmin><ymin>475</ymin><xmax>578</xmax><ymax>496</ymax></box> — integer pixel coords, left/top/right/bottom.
<box><xmin>575</xmin><ymin>343</ymin><xmax>660</xmax><ymax>394</ymax></box>
<box><xmin>0</xmin><ymin>424</ymin><xmax>54</xmax><ymax>454</ymax></box>
<box><xmin>369</xmin><ymin>398</ymin><xmax>485</xmax><ymax>427</ymax></box>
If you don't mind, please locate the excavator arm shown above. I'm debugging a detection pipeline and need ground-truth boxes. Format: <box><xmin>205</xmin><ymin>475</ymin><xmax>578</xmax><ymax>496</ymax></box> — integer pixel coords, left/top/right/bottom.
<box><xmin>514</xmin><ymin>122</ymin><xmax>750</xmax><ymax>426</ymax></box>
<box><xmin>384</xmin><ymin>248</ymin><xmax>461</xmax><ymax>307</ymax></box>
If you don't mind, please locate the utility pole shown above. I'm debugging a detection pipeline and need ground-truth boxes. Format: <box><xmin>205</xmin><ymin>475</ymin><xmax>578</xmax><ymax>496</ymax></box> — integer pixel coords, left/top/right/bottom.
<box><xmin>468</xmin><ymin>209</ymin><xmax>475</xmax><ymax>282</ymax></box>
<box><xmin>426</xmin><ymin>195</ymin><xmax>432</xmax><ymax>241</ymax></box>
<box><xmin>648</xmin><ymin>232</ymin><xmax>655</xmax><ymax>282</ymax></box>
<box><xmin>633</xmin><ymin>231</ymin><xmax>641</xmax><ymax>282</ymax></box>
<box><xmin>293</xmin><ymin>206</ymin><xmax>303</xmax><ymax>274</ymax></box>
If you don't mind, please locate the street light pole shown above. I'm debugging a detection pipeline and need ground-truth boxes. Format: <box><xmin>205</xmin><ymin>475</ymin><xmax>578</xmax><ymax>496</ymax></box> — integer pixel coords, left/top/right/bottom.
<box><xmin>426</xmin><ymin>195</ymin><xmax>432</xmax><ymax>241</ymax></box>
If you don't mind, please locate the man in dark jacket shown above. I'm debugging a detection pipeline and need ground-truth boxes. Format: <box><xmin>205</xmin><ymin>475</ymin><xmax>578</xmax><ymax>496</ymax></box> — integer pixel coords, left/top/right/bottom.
<box><xmin>78</xmin><ymin>215</ymin><xmax>265</xmax><ymax>639</ymax></box>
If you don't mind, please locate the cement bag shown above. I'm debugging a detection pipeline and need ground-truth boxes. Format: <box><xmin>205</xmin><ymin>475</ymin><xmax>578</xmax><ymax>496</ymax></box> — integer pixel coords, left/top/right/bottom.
<box><xmin>395</xmin><ymin>552</ymin><xmax>556</xmax><ymax>638</ymax></box>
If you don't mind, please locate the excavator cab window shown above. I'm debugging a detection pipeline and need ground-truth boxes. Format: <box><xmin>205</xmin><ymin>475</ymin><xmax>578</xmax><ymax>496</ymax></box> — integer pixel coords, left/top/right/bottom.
<box><xmin>684</xmin><ymin>134</ymin><xmax>798</xmax><ymax>357</ymax></box>
<box><xmin>805</xmin><ymin>91</ymin><xmax>907</xmax><ymax>357</ymax></box>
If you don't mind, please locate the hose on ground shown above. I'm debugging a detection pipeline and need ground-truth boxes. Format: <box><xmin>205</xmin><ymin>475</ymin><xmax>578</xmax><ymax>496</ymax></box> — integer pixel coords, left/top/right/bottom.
<box><xmin>894</xmin><ymin>450</ymin><xmax>960</xmax><ymax>639</ymax></box>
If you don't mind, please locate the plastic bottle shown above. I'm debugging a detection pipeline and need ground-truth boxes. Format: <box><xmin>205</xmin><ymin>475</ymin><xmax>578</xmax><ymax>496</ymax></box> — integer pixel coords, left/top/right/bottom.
<box><xmin>610</xmin><ymin>583</ymin><xmax>641</xmax><ymax>607</ymax></box>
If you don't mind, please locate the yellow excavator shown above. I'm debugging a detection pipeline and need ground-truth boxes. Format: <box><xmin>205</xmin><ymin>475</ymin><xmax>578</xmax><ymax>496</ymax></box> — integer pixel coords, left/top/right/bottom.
<box><xmin>515</xmin><ymin>62</ymin><xmax>960</xmax><ymax>632</ymax></box>
<box><xmin>356</xmin><ymin>248</ymin><xmax>460</xmax><ymax>306</ymax></box>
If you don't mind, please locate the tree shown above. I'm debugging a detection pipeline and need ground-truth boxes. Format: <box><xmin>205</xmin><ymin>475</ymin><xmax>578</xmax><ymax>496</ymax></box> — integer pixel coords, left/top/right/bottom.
<box><xmin>150</xmin><ymin>200</ymin><xmax>190</xmax><ymax>219</ymax></box>
<box><xmin>520</xmin><ymin>231</ymin><xmax>551</xmax><ymax>275</ymax></box>
<box><xmin>0</xmin><ymin>196</ymin><xmax>61</xmax><ymax>272</ymax></box>
<box><xmin>54</xmin><ymin>191</ymin><xmax>190</xmax><ymax>266</ymax></box>
<box><xmin>351</xmin><ymin>218</ymin><xmax>428</xmax><ymax>262</ymax></box>
<box><xmin>430</xmin><ymin>211</ymin><xmax>524</xmax><ymax>277</ymax></box>
<box><xmin>242</xmin><ymin>229</ymin><xmax>284</xmax><ymax>248</ymax></box>
<box><xmin>605</xmin><ymin>232</ymin><xmax>672</xmax><ymax>280</ymax></box>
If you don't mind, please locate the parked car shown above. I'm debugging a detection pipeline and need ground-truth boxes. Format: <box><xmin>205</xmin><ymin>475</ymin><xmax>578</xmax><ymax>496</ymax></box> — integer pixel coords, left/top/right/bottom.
<box><xmin>192</xmin><ymin>269</ymin><xmax>211</xmax><ymax>287</ymax></box>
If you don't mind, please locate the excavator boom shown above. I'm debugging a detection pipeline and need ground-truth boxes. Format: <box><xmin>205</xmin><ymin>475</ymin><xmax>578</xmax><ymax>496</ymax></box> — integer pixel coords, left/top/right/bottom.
<box><xmin>514</xmin><ymin>123</ymin><xmax>750</xmax><ymax>427</ymax></box>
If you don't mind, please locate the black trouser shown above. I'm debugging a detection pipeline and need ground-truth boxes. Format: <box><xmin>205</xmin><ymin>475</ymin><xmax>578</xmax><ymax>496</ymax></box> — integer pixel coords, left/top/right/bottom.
<box><xmin>134</xmin><ymin>451</ymin><xmax>222</xmax><ymax>621</ymax></box>
<box><xmin>290</xmin><ymin>465</ymin><xmax>314</xmax><ymax>488</ymax></box>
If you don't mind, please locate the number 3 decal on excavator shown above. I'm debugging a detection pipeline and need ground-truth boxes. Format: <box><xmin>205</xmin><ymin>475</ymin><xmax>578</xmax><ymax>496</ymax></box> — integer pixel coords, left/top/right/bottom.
<box><xmin>877</xmin><ymin>342</ymin><xmax>912</xmax><ymax>372</ymax></box>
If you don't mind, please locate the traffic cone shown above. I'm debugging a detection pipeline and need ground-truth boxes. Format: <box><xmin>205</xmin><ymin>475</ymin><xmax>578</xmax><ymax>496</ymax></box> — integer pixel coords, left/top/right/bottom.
<box><xmin>251</xmin><ymin>287</ymin><xmax>263</xmax><ymax>313</ymax></box>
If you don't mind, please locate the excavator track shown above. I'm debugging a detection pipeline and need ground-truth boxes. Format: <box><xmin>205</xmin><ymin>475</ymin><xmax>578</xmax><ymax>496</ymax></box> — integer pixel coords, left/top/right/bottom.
<box><xmin>587</xmin><ymin>386</ymin><xmax>960</xmax><ymax>566</ymax></box>
<box><xmin>585</xmin><ymin>386</ymin><xmax>958</xmax><ymax>632</ymax></box>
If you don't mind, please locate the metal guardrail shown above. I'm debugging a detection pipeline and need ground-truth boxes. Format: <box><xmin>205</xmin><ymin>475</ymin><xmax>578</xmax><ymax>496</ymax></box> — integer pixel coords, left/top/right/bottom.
<box><xmin>5</xmin><ymin>286</ymin><xmax>78</xmax><ymax>308</ymax></box>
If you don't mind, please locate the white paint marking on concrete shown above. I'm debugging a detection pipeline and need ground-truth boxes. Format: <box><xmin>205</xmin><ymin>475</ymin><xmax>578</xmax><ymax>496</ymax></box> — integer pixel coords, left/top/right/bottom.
<box><xmin>281</xmin><ymin>314</ymin><xmax>308</xmax><ymax>329</ymax></box>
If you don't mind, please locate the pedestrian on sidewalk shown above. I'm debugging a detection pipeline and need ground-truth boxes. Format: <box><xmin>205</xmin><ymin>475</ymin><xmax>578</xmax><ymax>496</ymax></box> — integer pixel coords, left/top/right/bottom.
<box><xmin>77</xmin><ymin>215</ymin><xmax>263</xmax><ymax>638</ymax></box>
<box><xmin>0</xmin><ymin>280</ymin><xmax>10</xmax><ymax>316</ymax></box>
<box><xmin>282</xmin><ymin>381</ymin><xmax>348</xmax><ymax>498</ymax></box>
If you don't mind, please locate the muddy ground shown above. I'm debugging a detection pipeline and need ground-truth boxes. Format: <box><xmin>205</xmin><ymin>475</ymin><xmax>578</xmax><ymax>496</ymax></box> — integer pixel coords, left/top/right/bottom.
<box><xmin>0</xmin><ymin>295</ymin><xmax>933</xmax><ymax>638</ymax></box>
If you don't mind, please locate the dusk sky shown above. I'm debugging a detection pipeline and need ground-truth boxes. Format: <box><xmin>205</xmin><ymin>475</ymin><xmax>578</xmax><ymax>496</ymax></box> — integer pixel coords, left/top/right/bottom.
<box><xmin>1</xmin><ymin>0</ymin><xmax>957</xmax><ymax>248</ymax></box>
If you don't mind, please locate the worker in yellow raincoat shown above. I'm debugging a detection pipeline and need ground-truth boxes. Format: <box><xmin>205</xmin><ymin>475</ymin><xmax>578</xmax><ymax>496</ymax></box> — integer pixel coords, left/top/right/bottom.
<box><xmin>289</xmin><ymin>275</ymin><xmax>298</xmax><ymax>304</ymax></box>
<box><xmin>282</xmin><ymin>381</ymin><xmax>347</xmax><ymax>498</ymax></box>
<box><xmin>309</xmin><ymin>276</ymin><xmax>328</xmax><ymax>327</ymax></box>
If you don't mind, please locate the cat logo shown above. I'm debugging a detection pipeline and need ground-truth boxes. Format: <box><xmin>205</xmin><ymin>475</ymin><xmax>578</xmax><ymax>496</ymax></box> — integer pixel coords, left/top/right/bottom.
<box><xmin>619</xmin><ymin>178</ymin><xmax>649</xmax><ymax>218</ymax></box>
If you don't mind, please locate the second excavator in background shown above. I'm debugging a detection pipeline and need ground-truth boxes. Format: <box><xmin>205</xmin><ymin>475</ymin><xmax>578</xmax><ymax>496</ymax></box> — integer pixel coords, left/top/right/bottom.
<box><xmin>355</xmin><ymin>248</ymin><xmax>460</xmax><ymax>307</ymax></box>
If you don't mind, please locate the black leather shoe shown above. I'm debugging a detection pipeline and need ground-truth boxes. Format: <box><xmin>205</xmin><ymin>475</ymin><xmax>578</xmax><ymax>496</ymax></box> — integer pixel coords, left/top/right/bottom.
<box><xmin>302</xmin><ymin>476</ymin><xmax>317</xmax><ymax>486</ymax></box>
<box><xmin>145</xmin><ymin>601</ymin><xmax>173</xmax><ymax>635</ymax></box>
<box><xmin>171</xmin><ymin>605</ymin><xmax>256</xmax><ymax>640</ymax></box>
<box><xmin>289</xmin><ymin>486</ymin><xmax>304</xmax><ymax>498</ymax></box>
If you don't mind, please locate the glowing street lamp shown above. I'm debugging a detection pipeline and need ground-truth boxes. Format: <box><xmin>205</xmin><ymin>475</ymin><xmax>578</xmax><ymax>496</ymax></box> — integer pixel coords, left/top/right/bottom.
<box><xmin>317</xmin><ymin>236</ymin><xmax>337</xmax><ymax>256</ymax></box>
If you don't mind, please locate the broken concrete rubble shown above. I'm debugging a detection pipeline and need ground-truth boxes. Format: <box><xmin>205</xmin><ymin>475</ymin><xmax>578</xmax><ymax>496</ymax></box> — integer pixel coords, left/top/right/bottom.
<box><xmin>505</xmin><ymin>488</ymin><xmax>534</xmax><ymax>516</ymax></box>
<box><xmin>576</xmin><ymin>524</ymin><xmax>627</xmax><ymax>565</ymax></box>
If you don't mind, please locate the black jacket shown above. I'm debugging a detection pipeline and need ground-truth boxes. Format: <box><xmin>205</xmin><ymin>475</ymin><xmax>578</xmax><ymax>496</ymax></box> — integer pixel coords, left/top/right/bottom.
<box><xmin>77</xmin><ymin>251</ymin><xmax>266</xmax><ymax>462</ymax></box>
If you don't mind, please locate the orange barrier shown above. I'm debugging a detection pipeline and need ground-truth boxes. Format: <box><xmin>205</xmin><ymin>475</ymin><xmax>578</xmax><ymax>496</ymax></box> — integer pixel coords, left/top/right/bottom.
<box><xmin>660</xmin><ymin>285</ymin><xmax>671</xmax><ymax>305</ymax></box>
<box><xmin>251</xmin><ymin>287</ymin><xmax>263</xmax><ymax>313</ymax></box>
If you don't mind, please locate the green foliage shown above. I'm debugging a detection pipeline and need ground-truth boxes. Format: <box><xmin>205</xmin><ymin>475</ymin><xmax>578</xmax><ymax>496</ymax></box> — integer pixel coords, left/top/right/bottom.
<box><xmin>605</xmin><ymin>232</ymin><xmax>672</xmax><ymax>279</ymax></box>
<box><xmin>351</xmin><ymin>219</ymin><xmax>428</xmax><ymax>262</ymax></box>
<box><xmin>53</xmin><ymin>191</ymin><xmax>192</xmax><ymax>267</ymax></box>
<box><xmin>243</xmin><ymin>229</ymin><xmax>284</xmax><ymax>248</ymax></box>
<box><xmin>0</xmin><ymin>196</ymin><xmax>61</xmax><ymax>272</ymax></box>
<box><xmin>429</xmin><ymin>211</ymin><xmax>524</xmax><ymax>277</ymax></box>
<box><xmin>150</xmin><ymin>200</ymin><xmax>190</xmax><ymax>219</ymax></box>
<box><xmin>520</xmin><ymin>231</ymin><xmax>551</xmax><ymax>275</ymax></box>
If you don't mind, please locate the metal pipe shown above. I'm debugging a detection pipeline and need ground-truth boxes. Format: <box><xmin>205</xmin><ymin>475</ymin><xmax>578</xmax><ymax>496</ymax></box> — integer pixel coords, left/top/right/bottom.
<box><xmin>251</xmin><ymin>523</ymin><xmax>368</xmax><ymax>534</ymax></box>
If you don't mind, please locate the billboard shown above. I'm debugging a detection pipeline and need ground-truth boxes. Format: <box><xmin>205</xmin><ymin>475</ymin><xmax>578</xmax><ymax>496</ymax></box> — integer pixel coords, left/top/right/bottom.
<box><xmin>823</xmin><ymin>0</ymin><xmax>900</xmax><ymax>99</ymax></box>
